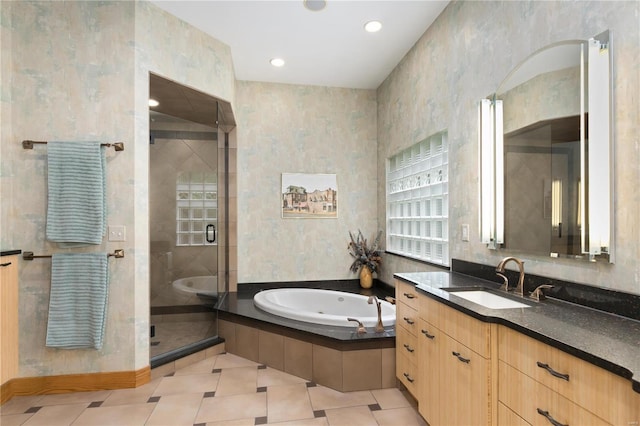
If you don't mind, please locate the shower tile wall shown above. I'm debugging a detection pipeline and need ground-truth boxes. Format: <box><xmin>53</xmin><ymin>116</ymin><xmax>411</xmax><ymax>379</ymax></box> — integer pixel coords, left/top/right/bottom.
<box><xmin>150</xmin><ymin>120</ymin><xmax>218</xmax><ymax>308</ymax></box>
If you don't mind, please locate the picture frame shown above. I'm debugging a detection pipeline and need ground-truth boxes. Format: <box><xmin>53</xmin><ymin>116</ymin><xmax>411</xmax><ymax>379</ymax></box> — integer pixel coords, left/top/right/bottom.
<box><xmin>281</xmin><ymin>173</ymin><xmax>338</xmax><ymax>219</ymax></box>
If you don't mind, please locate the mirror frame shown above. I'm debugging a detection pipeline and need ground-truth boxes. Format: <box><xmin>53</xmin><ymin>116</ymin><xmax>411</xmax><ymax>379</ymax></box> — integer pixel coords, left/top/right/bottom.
<box><xmin>479</xmin><ymin>31</ymin><xmax>614</xmax><ymax>262</ymax></box>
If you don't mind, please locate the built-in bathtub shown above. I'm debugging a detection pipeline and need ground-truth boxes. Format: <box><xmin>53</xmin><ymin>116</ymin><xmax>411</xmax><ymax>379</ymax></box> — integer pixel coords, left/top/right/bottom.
<box><xmin>172</xmin><ymin>275</ymin><xmax>218</xmax><ymax>297</ymax></box>
<box><xmin>253</xmin><ymin>288</ymin><xmax>396</xmax><ymax>327</ymax></box>
<box><xmin>217</xmin><ymin>283</ymin><xmax>397</xmax><ymax>392</ymax></box>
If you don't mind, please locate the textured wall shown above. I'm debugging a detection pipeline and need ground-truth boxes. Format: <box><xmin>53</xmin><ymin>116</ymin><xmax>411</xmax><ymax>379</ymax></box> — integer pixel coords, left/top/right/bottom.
<box><xmin>235</xmin><ymin>82</ymin><xmax>378</xmax><ymax>283</ymax></box>
<box><xmin>377</xmin><ymin>1</ymin><xmax>640</xmax><ymax>294</ymax></box>
<box><xmin>0</xmin><ymin>1</ymin><xmax>235</xmax><ymax>376</ymax></box>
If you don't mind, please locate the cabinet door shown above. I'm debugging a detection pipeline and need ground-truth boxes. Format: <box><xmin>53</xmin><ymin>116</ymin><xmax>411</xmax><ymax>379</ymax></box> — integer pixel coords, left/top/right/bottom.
<box><xmin>418</xmin><ymin>319</ymin><xmax>442</xmax><ymax>426</ymax></box>
<box><xmin>0</xmin><ymin>255</ymin><xmax>19</xmax><ymax>386</ymax></box>
<box><xmin>440</xmin><ymin>332</ymin><xmax>491</xmax><ymax>426</ymax></box>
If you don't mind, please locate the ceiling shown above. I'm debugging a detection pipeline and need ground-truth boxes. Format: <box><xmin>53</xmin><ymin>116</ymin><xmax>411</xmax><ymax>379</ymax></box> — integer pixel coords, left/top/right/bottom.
<box><xmin>149</xmin><ymin>0</ymin><xmax>449</xmax><ymax>90</ymax></box>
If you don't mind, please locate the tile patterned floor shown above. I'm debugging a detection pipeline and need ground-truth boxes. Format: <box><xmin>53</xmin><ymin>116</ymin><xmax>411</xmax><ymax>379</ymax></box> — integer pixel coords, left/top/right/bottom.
<box><xmin>1</xmin><ymin>353</ymin><xmax>426</xmax><ymax>426</ymax></box>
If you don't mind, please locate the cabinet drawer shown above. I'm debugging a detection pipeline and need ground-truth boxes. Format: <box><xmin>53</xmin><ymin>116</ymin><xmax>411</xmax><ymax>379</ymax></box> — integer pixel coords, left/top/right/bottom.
<box><xmin>499</xmin><ymin>360</ymin><xmax>609</xmax><ymax>426</ymax></box>
<box><xmin>396</xmin><ymin>325</ymin><xmax>419</xmax><ymax>362</ymax></box>
<box><xmin>499</xmin><ymin>327</ymin><xmax>638</xmax><ymax>425</ymax></box>
<box><xmin>395</xmin><ymin>280</ymin><xmax>420</xmax><ymax>311</ymax></box>
<box><xmin>396</xmin><ymin>350</ymin><xmax>419</xmax><ymax>398</ymax></box>
<box><xmin>423</xmin><ymin>297</ymin><xmax>491</xmax><ymax>357</ymax></box>
<box><xmin>498</xmin><ymin>401</ymin><xmax>531</xmax><ymax>426</ymax></box>
<box><xmin>396</xmin><ymin>300</ymin><xmax>419</xmax><ymax>336</ymax></box>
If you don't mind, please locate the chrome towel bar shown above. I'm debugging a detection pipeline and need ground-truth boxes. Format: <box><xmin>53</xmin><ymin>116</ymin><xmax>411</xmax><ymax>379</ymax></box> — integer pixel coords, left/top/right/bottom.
<box><xmin>22</xmin><ymin>140</ymin><xmax>124</xmax><ymax>151</ymax></box>
<box><xmin>23</xmin><ymin>249</ymin><xmax>124</xmax><ymax>261</ymax></box>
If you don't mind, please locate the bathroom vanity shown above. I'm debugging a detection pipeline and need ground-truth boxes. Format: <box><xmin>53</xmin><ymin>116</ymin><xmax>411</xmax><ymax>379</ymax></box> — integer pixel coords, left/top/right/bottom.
<box><xmin>0</xmin><ymin>250</ymin><xmax>20</xmax><ymax>404</ymax></box>
<box><xmin>395</xmin><ymin>271</ymin><xmax>640</xmax><ymax>426</ymax></box>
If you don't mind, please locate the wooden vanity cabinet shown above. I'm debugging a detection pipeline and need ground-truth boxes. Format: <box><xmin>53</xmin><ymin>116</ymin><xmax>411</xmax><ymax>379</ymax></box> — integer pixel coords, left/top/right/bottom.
<box><xmin>498</xmin><ymin>326</ymin><xmax>640</xmax><ymax>426</ymax></box>
<box><xmin>395</xmin><ymin>280</ymin><xmax>420</xmax><ymax>397</ymax></box>
<box><xmin>398</xmin><ymin>279</ymin><xmax>494</xmax><ymax>426</ymax></box>
<box><xmin>395</xmin><ymin>279</ymin><xmax>639</xmax><ymax>426</ymax></box>
<box><xmin>1</xmin><ymin>255</ymin><xmax>19</xmax><ymax>389</ymax></box>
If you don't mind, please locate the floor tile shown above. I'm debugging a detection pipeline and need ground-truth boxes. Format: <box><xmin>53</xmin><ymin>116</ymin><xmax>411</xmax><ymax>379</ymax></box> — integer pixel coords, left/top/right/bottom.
<box><xmin>152</xmin><ymin>372</ymin><xmax>220</xmax><ymax>396</ymax></box>
<box><xmin>36</xmin><ymin>390</ymin><xmax>113</xmax><ymax>407</ymax></box>
<box><xmin>21</xmin><ymin>403</ymin><xmax>87</xmax><ymax>425</ymax></box>
<box><xmin>100</xmin><ymin>378</ymin><xmax>161</xmax><ymax>407</ymax></box>
<box><xmin>372</xmin><ymin>406</ymin><xmax>428</xmax><ymax>426</ymax></box>
<box><xmin>0</xmin><ymin>413</ymin><xmax>35</xmax><ymax>426</ymax></box>
<box><xmin>0</xmin><ymin>395</ymin><xmax>45</xmax><ymax>415</ymax></box>
<box><xmin>324</xmin><ymin>405</ymin><xmax>378</xmax><ymax>426</ymax></box>
<box><xmin>213</xmin><ymin>352</ymin><xmax>260</xmax><ymax>369</ymax></box>
<box><xmin>144</xmin><ymin>392</ymin><xmax>203</xmax><ymax>425</ymax></box>
<box><xmin>257</xmin><ymin>366</ymin><xmax>308</xmax><ymax>388</ymax></box>
<box><xmin>371</xmin><ymin>387</ymin><xmax>412</xmax><ymax>409</ymax></box>
<box><xmin>203</xmin><ymin>419</ymin><xmax>255</xmax><ymax>426</ymax></box>
<box><xmin>195</xmin><ymin>393</ymin><xmax>266</xmax><ymax>423</ymax></box>
<box><xmin>307</xmin><ymin>385</ymin><xmax>376</xmax><ymax>411</ymax></box>
<box><xmin>266</xmin><ymin>383</ymin><xmax>314</xmax><ymax>423</ymax></box>
<box><xmin>267</xmin><ymin>418</ymin><xmax>329</xmax><ymax>426</ymax></box>
<box><xmin>215</xmin><ymin>366</ymin><xmax>258</xmax><ymax>396</ymax></box>
<box><xmin>70</xmin><ymin>402</ymin><xmax>156</xmax><ymax>426</ymax></box>
<box><xmin>174</xmin><ymin>356</ymin><xmax>218</xmax><ymax>376</ymax></box>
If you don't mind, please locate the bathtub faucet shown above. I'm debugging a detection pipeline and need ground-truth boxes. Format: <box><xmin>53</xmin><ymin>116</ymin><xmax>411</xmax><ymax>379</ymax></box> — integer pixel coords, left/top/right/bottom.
<box><xmin>367</xmin><ymin>296</ymin><xmax>385</xmax><ymax>333</ymax></box>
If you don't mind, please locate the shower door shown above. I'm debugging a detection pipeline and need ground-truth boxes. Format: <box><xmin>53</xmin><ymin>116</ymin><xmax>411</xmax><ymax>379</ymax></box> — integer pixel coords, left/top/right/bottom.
<box><xmin>149</xmin><ymin>114</ymin><xmax>220</xmax><ymax>360</ymax></box>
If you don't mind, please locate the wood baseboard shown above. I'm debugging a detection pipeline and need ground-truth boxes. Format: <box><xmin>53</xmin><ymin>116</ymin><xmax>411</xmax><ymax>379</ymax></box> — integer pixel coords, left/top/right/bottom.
<box><xmin>1</xmin><ymin>366</ymin><xmax>150</xmax><ymax>405</ymax></box>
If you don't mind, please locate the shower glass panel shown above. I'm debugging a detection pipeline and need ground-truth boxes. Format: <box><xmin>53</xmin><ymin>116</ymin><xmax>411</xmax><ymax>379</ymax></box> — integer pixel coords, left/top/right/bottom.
<box><xmin>149</xmin><ymin>111</ymin><xmax>219</xmax><ymax>359</ymax></box>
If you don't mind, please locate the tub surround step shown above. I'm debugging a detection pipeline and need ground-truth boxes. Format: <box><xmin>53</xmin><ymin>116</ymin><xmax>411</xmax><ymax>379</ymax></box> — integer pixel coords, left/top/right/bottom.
<box><xmin>218</xmin><ymin>319</ymin><xmax>395</xmax><ymax>392</ymax></box>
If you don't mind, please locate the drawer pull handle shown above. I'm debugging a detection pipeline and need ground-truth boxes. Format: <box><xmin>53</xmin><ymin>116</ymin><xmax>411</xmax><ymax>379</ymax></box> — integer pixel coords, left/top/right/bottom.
<box><xmin>403</xmin><ymin>372</ymin><xmax>415</xmax><ymax>383</ymax></box>
<box><xmin>537</xmin><ymin>408</ymin><xmax>568</xmax><ymax>426</ymax></box>
<box><xmin>403</xmin><ymin>343</ymin><xmax>415</xmax><ymax>353</ymax></box>
<box><xmin>537</xmin><ymin>362</ymin><xmax>570</xmax><ymax>381</ymax></box>
<box><xmin>0</xmin><ymin>262</ymin><xmax>11</xmax><ymax>267</ymax></box>
<box><xmin>403</xmin><ymin>317</ymin><xmax>415</xmax><ymax>325</ymax></box>
<box><xmin>452</xmin><ymin>351</ymin><xmax>470</xmax><ymax>364</ymax></box>
<box><xmin>403</xmin><ymin>292</ymin><xmax>415</xmax><ymax>299</ymax></box>
<box><xmin>421</xmin><ymin>329</ymin><xmax>435</xmax><ymax>339</ymax></box>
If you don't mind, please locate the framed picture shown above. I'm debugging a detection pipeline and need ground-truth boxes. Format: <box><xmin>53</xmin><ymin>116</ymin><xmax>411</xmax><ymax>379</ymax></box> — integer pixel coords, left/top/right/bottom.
<box><xmin>282</xmin><ymin>173</ymin><xmax>338</xmax><ymax>218</ymax></box>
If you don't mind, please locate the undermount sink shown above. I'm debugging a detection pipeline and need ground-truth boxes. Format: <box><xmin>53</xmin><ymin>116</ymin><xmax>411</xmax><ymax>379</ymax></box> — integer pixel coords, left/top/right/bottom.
<box><xmin>445</xmin><ymin>289</ymin><xmax>531</xmax><ymax>309</ymax></box>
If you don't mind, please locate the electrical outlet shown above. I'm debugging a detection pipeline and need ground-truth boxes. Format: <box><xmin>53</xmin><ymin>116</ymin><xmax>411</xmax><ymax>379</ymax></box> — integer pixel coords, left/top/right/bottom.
<box><xmin>461</xmin><ymin>224</ymin><xmax>470</xmax><ymax>242</ymax></box>
<box><xmin>108</xmin><ymin>225</ymin><xmax>126</xmax><ymax>242</ymax></box>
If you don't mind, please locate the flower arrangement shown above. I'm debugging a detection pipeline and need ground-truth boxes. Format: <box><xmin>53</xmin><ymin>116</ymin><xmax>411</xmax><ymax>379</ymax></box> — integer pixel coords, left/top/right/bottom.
<box><xmin>348</xmin><ymin>229</ymin><xmax>383</xmax><ymax>274</ymax></box>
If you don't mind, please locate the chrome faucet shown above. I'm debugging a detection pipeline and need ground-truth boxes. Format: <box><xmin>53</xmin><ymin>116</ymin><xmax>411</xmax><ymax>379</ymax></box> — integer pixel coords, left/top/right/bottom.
<box><xmin>496</xmin><ymin>257</ymin><xmax>526</xmax><ymax>297</ymax></box>
<box><xmin>367</xmin><ymin>296</ymin><xmax>385</xmax><ymax>333</ymax></box>
<box><xmin>347</xmin><ymin>318</ymin><xmax>367</xmax><ymax>334</ymax></box>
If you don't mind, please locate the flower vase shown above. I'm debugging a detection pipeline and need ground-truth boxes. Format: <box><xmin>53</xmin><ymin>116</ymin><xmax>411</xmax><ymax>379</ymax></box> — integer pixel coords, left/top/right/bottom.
<box><xmin>359</xmin><ymin>266</ymin><xmax>373</xmax><ymax>289</ymax></box>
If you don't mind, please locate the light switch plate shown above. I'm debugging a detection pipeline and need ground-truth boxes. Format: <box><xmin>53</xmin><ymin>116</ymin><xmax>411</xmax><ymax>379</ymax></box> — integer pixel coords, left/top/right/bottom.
<box><xmin>108</xmin><ymin>225</ymin><xmax>126</xmax><ymax>242</ymax></box>
<box><xmin>461</xmin><ymin>224</ymin><xmax>470</xmax><ymax>242</ymax></box>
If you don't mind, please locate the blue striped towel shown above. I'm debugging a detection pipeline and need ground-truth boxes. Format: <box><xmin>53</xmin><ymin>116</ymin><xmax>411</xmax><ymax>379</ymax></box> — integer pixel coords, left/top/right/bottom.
<box><xmin>46</xmin><ymin>141</ymin><xmax>106</xmax><ymax>246</ymax></box>
<box><xmin>46</xmin><ymin>253</ymin><xmax>109</xmax><ymax>350</ymax></box>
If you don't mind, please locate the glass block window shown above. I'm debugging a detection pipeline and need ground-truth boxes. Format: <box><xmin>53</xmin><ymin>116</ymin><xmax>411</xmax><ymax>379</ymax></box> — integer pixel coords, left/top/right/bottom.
<box><xmin>386</xmin><ymin>131</ymin><xmax>449</xmax><ymax>265</ymax></box>
<box><xmin>176</xmin><ymin>172</ymin><xmax>217</xmax><ymax>246</ymax></box>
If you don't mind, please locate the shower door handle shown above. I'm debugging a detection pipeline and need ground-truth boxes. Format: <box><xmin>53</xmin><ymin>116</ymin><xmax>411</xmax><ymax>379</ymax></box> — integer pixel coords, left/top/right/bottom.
<box><xmin>206</xmin><ymin>224</ymin><xmax>216</xmax><ymax>243</ymax></box>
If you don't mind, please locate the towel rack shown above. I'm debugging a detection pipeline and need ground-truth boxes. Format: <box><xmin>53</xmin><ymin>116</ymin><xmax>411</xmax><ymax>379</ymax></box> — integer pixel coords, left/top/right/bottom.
<box><xmin>23</xmin><ymin>249</ymin><xmax>125</xmax><ymax>261</ymax></box>
<box><xmin>22</xmin><ymin>140</ymin><xmax>125</xmax><ymax>151</ymax></box>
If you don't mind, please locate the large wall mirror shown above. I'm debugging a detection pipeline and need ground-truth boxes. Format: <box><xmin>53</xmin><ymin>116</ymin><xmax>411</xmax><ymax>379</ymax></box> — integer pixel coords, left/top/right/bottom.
<box><xmin>479</xmin><ymin>30</ymin><xmax>614</xmax><ymax>262</ymax></box>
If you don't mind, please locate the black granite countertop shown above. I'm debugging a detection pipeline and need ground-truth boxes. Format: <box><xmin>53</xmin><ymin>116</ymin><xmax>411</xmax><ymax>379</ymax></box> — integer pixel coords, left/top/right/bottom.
<box><xmin>395</xmin><ymin>271</ymin><xmax>640</xmax><ymax>393</ymax></box>
<box><xmin>217</xmin><ymin>280</ymin><xmax>396</xmax><ymax>344</ymax></box>
<box><xmin>0</xmin><ymin>249</ymin><xmax>21</xmax><ymax>257</ymax></box>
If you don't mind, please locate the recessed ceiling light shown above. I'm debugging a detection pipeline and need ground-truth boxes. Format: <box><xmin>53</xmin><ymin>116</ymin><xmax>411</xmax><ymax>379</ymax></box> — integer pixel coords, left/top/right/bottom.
<box><xmin>148</xmin><ymin>99</ymin><xmax>159</xmax><ymax>107</ymax></box>
<box><xmin>270</xmin><ymin>58</ymin><xmax>285</xmax><ymax>67</ymax></box>
<box><xmin>304</xmin><ymin>0</ymin><xmax>326</xmax><ymax>12</ymax></box>
<box><xmin>364</xmin><ymin>20</ymin><xmax>382</xmax><ymax>33</ymax></box>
